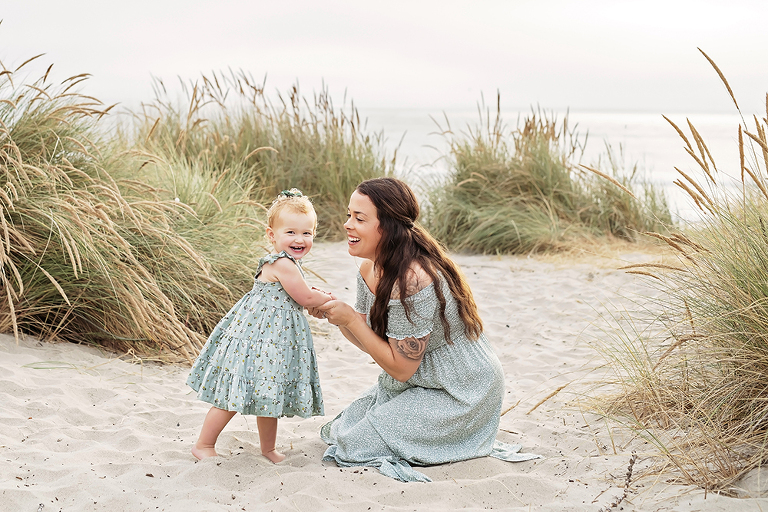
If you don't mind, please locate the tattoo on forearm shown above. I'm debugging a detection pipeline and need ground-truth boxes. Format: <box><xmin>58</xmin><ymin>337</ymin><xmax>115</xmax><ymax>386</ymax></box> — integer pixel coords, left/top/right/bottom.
<box><xmin>394</xmin><ymin>335</ymin><xmax>430</xmax><ymax>360</ymax></box>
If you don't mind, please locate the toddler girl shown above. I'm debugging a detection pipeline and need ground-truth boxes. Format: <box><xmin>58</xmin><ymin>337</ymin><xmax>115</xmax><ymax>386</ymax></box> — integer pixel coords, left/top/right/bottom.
<box><xmin>187</xmin><ymin>189</ymin><xmax>331</xmax><ymax>463</ymax></box>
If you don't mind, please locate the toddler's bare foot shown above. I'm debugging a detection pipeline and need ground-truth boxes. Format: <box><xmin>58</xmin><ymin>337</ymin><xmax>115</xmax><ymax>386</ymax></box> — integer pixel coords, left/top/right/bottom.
<box><xmin>192</xmin><ymin>444</ymin><xmax>218</xmax><ymax>460</ymax></box>
<box><xmin>262</xmin><ymin>448</ymin><xmax>286</xmax><ymax>463</ymax></box>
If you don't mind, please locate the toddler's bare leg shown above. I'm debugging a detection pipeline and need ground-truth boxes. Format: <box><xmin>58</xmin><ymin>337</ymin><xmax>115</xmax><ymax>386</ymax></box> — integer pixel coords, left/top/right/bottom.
<box><xmin>257</xmin><ymin>416</ymin><xmax>285</xmax><ymax>463</ymax></box>
<box><xmin>192</xmin><ymin>407</ymin><xmax>236</xmax><ymax>460</ymax></box>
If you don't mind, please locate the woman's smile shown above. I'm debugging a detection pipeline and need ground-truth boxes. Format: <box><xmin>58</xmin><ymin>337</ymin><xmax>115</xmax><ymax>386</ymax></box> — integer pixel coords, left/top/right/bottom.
<box><xmin>344</xmin><ymin>191</ymin><xmax>381</xmax><ymax>260</ymax></box>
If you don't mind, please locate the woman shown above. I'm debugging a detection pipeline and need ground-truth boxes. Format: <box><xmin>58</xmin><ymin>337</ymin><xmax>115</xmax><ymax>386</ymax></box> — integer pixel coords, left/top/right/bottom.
<box><xmin>312</xmin><ymin>177</ymin><xmax>539</xmax><ymax>482</ymax></box>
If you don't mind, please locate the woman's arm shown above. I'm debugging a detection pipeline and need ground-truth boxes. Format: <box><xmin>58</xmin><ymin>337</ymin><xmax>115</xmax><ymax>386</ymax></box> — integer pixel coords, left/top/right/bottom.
<box><xmin>318</xmin><ymin>300</ymin><xmax>428</xmax><ymax>382</ymax></box>
<box><xmin>308</xmin><ymin>304</ymin><xmax>368</xmax><ymax>353</ymax></box>
<box><xmin>338</xmin><ymin>324</ymin><xmax>369</xmax><ymax>354</ymax></box>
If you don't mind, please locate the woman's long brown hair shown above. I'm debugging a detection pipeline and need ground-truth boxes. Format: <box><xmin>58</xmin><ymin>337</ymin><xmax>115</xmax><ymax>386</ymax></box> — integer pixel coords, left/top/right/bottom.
<box><xmin>356</xmin><ymin>177</ymin><xmax>483</xmax><ymax>342</ymax></box>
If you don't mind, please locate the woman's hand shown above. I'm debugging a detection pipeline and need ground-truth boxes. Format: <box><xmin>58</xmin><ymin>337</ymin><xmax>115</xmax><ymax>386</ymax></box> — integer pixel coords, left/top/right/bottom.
<box><xmin>317</xmin><ymin>300</ymin><xmax>358</xmax><ymax>327</ymax></box>
<box><xmin>318</xmin><ymin>300</ymin><xmax>426</xmax><ymax>382</ymax></box>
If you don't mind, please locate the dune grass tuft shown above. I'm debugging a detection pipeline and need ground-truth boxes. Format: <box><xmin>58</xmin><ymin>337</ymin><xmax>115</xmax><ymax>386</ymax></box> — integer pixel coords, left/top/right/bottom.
<box><xmin>0</xmin><ymin>58</ymin><xmax>395</xmax><ymax>361</ymax></box>
<box><xmin>0</xmin><ymin>63</ymin><xmax>263</xmax><ymax>362</ymax></box>
<box><xmin>129</xmin><ymin>70</ymin><xmax>394</xmax><ymax>240</ymax></box>
<box><xmin>423</xmin><ymin>96</ymin><xmax>672</xmax><ymax>254</ymax></box>
<box><xmin>592</xmin><ymin>53</ymin><xmax>768</xmax><ymax>492</ymax></box>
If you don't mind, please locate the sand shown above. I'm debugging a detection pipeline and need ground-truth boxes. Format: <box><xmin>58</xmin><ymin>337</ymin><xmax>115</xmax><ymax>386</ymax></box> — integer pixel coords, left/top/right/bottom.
<box><xmin>2</xmin><ymin>241</ymin><xmax>767</xmax><ymax>511</ymax></box>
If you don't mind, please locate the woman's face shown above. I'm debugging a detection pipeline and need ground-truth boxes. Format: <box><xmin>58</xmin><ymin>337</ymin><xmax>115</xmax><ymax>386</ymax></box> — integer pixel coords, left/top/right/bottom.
<box><xmin>344</xmin><ymin>190</ymin><xmax>382</xmax><ymax>261</ymax></box>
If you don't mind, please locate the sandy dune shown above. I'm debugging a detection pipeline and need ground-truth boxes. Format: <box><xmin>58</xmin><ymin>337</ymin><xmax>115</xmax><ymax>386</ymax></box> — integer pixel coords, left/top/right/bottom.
<box><xmin>2</xmin><ymin>242</ymin><xmax>766</xmax><ymax>511</ymax></box>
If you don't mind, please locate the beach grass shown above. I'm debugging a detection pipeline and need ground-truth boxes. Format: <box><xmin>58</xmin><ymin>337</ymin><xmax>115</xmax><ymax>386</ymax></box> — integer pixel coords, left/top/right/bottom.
<box><xmin>129</xmin><ymin>70</ymin><xmax>394</xmax><ymax>240</ymax></box>
<box><xmin>0</xmin><ymin>52</ymin><xmax>689</xmax><ymax>367</ymax></box>
<box><xmin>0</xmin><ymin>58</ymin><xmax>396</xmax><ymax>360</ymax></box>
<box><xmin>0</xmin><ymin>62</ymin><xmax>263</xmax><ymax>362</ymax></box>
<box><xmin>422</xmin><ymin>96</ymin><xmax>672</xmax><ymax>254</ymax></box>
<box><xmin>592</xmin><ymin>50</ymin><xmax>768</xmax><ymax>492</ymax></box>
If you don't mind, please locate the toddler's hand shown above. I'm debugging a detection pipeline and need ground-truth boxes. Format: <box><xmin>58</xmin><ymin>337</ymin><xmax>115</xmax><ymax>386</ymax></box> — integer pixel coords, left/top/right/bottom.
<box><xmin>306</xmin><ymin>306</ymin><xmax>324</xmax><ymax>318</ymax></box>
<box><xmin>312</xmin><ymin>286</ymin><xmax>336</xmax><ymax>300</ymax></box>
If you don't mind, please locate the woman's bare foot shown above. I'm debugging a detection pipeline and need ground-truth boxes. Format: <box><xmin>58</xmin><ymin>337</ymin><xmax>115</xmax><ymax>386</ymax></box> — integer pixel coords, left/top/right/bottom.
<box><xmin>192</xmin><ymin>443</ymin><xmax>218</xmax><ymax>460</ymax></box>
<box><xmin>262</xmin><ymin>448</ymin><xmax>286</xmax><ymax>463</ymax></box>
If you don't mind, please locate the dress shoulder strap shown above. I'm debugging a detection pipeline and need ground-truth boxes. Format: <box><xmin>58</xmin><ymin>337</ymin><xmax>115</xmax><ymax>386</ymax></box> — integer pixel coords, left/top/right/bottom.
<box><xmin>255</xmin><ymin>250</ymin><xmax>304</xmax><ymax>277</ymax></box>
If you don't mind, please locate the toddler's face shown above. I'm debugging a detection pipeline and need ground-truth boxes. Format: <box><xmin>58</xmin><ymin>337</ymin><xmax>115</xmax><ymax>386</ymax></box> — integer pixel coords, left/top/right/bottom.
<box><xmin>267</xmin><ymin>210</ymin><xmax>316</xmax><ymax>259</ymax></box>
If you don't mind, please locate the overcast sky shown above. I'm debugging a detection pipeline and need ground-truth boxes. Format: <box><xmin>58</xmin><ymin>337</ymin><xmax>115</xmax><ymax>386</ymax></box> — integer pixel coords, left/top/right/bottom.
<box><xmin>1</xmin><ymin>1</ymin><xmax>766</xmax><ymax>116</ymax></box>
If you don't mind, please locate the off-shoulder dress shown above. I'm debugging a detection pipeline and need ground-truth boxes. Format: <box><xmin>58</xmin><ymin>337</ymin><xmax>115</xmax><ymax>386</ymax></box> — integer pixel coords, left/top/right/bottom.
<box><xmin>320</xmin><ymin>272</ymin><xmax>538</xmax><ymax>482</ymax></box>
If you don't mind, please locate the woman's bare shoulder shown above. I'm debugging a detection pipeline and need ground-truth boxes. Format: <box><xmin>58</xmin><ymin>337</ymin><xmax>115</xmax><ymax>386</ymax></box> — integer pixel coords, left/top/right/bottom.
<box><xmin>393</xmin><ymin>262</ymin><xmax>433</xmax><ymax>298</ymax></box>
<box><xmin>359</xmin><ymin>258</ymin><xmax>374</xmax><ymax>275</ymax></box>
<box><xmin>359</xmin><ymin>259</ymin><xmax>376</xmax><ymax>292</ymax></box>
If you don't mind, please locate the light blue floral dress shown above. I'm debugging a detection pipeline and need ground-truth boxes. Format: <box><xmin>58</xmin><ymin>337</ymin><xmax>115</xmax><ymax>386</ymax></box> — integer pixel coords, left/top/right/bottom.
<box><xmin>320</xmin><ymin>272</ymin><xmax>540</xmax><ymax>482</ymax></box>
<box><xmin>187</xmin><ymin>251</ymin><xmax>323</xmax><ymax>418</ymax></box>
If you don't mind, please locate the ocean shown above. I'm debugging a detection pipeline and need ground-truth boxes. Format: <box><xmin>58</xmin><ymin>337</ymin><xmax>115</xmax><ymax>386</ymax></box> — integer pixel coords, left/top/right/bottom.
<box><xmin>362</xmin><ymin>108</ymin><xmax>746</xmax><ymax>221</ymax></box>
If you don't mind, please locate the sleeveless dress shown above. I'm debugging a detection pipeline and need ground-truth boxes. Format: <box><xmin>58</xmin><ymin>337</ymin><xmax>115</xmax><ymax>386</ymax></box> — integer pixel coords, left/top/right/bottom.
<box><xmin>187</xmin><ymin>251</ymin><xmax>323</xmax><ymax>418</ymax></box>
<box><xmin>320</xmin><ymin>272</ymin><xmax>540</xmax><ymax>482</ymax></box>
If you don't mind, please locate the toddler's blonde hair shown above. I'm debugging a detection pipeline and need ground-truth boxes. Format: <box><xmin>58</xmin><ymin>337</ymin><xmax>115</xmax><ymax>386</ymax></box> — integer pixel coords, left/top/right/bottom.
<box><xmin>266</xmin><ymin>188</ymin><xmax>317</xmax><ymax>231</ymax></box>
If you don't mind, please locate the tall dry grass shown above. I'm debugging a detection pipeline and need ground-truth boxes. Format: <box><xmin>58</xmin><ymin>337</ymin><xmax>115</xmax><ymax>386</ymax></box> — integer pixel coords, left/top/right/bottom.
<box><xmin>0</xmin><ymin>56</ymin><xmax>397</xmax><ymax>361</ymax></box>
<box><xmin>423</xmin><ymin>96</ymin><xmax>671</xmax><ymax>254</ymax></box>
<box><xmin>0</xmin><ymin>59</ymin><xmax>261</xmax><ymax>362</ymax></box>
<box><xmin>127</xmin><ymin>70</ymin><xmax>394</xmax><ymax>240</ymax></box>
<box><xmin>593</xmin><ymin>49</ymin><xmax>768</xmax><ymax>492</ymax></box>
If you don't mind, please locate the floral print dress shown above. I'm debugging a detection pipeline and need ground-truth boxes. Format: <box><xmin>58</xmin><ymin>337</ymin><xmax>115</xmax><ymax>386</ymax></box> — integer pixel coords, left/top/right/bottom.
<box><xmin>187</xmin><ymin>251</ymin><xmax>323</xmax><ymax>418</ymax></box>
<box><xmin>320</xmin><ymin>272</ymin><xmax>539</xmax><ymax>482</ymax></box>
